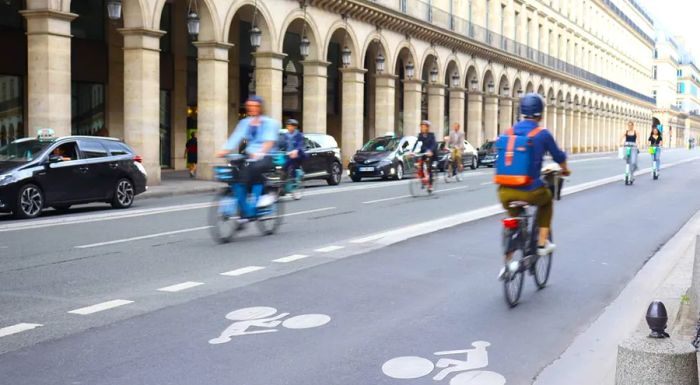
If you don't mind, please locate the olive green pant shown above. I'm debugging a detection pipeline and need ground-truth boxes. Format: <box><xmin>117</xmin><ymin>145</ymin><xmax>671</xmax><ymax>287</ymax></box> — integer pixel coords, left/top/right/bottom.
<box><xmin>498</xmin><ymin>186</ymin><xmax>553</xmax><ymax>228</ymax></box>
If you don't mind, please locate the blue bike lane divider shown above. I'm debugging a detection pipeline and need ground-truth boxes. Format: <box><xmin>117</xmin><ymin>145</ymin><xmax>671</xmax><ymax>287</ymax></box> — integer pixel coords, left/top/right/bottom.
<box><xmin>382</xmin><ymin>341</ymin><xmax>507</xmax><ymax>384</ymax></box>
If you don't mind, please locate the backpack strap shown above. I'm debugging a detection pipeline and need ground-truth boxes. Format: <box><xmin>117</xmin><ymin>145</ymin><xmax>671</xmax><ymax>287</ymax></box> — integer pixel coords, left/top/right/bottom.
<box><xmin>504</xmin><ymin>127</ymin><xmax>516</xmax><ymax>166</ymax></box>
<box><xmin>527</xmin><ymin>127</ymin><xmax>544</xmax><ymax>138</ymax></box>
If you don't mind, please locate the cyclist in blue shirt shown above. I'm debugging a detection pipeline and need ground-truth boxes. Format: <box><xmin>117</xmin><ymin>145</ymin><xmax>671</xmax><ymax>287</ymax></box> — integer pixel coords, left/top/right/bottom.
<box><xmin>217</xmin><ymin>95</ymin><xmax>280</xmax><ymax>220</ymax></box>
<box><xmin>497</xmin><ymin>94</ymin><xmax>570</xmax><ymax>279</ymax></box>
<box><xmin>282</xmin><ymin>119</ymin><xmax>305</xmax><ymax>177</ymax></box>
<box><xmin>412</xmin><ymin>120</ymin><xmax>438</xmax><ymax>192</ymax></box>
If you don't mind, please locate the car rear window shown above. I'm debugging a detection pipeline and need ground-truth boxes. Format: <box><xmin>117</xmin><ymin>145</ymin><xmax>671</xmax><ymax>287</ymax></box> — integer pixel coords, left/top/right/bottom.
<box><xmin>78</xmin><ymin>140</ymin><xmax>109</xmax><ymax>158</ymax></box>
<box><xmin>104</xmin><ymin>141</ymin><xmax>133</xmax><ymax>156</ymax></box>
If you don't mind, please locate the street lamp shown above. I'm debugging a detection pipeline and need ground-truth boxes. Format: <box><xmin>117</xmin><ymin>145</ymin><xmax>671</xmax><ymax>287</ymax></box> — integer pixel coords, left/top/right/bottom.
<box><xmin>503</xmin><ymin>86</ymin><xmax>510</xmax><ymax>97</ymax></box>
<box><xmin>341</xmin><ymin>15</ymin><xmax>351</xmax><ymax>68</ymax></box>
<box><xmin>376</xmin><ymin>51</ymin><xmax>385</xmax><ymax>74</ymax></box>
<box><xmin>186</xmin><ymin>0</ymin><xmax>200</xmax><ymax>38</ymax></box>
<box><xmin>470</xmin><ymin>78</ymin><xmax>478</xmax><ymax>91</ymax></box>
<box><xmin>451</xmin><ymin>71</ymin><xmax>460</xmax><ymax>87</ymax></box>
<box><xmin>106</xmin><ymin>0</ymin><xmax>122</xmax><ymax>20</ymax></box>
<box><xmin>517</xmin><ymin>88</ymin><xmax>523</xmax><ymax>98</ymax></box>
<box><xmin>405</xmin><ymin>60</ymin><xmax>415</xmax><ymax>80</ymax></box>
<box><xmin>299</xmin><ymin>1</ymin><xmax>310</xmax><ymax>59</ymax></box>
<box><xmin>430</xmin><ymin>65</ymin><xmax>438</xmax><ymax>83</ymax></box>
<box><xmin>487</xmin><ymin>81</ymin><xmax>495</xmax><ymax>94</ymax></box>
<box><xmin>250</xmin><ymin>26</ymin><xmax>262</xmax><ymax>50</ymax></box>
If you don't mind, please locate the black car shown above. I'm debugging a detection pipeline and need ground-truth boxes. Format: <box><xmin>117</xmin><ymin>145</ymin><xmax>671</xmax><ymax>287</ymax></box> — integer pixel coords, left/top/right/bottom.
<box><xmin>478</xmin><ymin>140</ymin><xmax>498</xmax><ymax>167</ymax></box>
<box><xmin>0</xmin><ymin>134</ymin><xmax>147</xmax><ymax>218</ymax></box>
<box><xmin>348</xmin><ymin>135</ymin><xmax>417</xmax><ymax>182</ymax></box>
<box><xmin>279</xmin><ymin>133</ymin><xmax>343</xmax><ymax>185</ymax></box>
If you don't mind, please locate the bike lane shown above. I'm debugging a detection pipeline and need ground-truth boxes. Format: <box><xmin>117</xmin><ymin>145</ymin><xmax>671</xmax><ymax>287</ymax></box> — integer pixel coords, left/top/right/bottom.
<box><xmin>3</xmin><ymin>160</ymin><xmax>700</xmax><ymax>385</ymax></box>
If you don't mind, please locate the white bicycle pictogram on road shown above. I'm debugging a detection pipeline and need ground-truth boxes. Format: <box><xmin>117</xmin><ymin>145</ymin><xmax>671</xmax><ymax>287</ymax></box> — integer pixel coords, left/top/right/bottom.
<box><xmin>382</xmin><ymin>341</ymin><xmax>506</xmax><ymax>385</ymax></box>
<box><xmin>209</xmin><ymin>306</ymin><xmax>331</xmax><ymax>345</ymax></box>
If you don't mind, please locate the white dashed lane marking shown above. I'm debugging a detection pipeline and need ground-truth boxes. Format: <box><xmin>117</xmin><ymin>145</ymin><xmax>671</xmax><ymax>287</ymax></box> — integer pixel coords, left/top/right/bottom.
<box><xmin>220</xmin><ymin>266</ymin><xmax>265</xmax><ymax>276</ymax></box>
<box><xmin>314</xmin><ymin>245</ymin><xmax>344</xmax><ymax>253</ymax></box>
<box><xmin>273</xmin><ymin>254</ymin><xmax>311</xmax><ymax>263</ymax></box>
<box><xmin>67</xmin><ymin>300</ymin><xmax>134</xmax><ymax>315</ymax></box>
<box><xmin>0</xmin><ymin>323</ymin><xmax>43</xmax><ymax>338</ymax></box>
<box><xmin>75</xmin><ymin>226</ymin><xmax>212</xmax><ymax>249</ymax></box>
<box><xmin>157</xmin><ymin>281</ymin><xmax>205</xmax><ymax>292</ymax></box>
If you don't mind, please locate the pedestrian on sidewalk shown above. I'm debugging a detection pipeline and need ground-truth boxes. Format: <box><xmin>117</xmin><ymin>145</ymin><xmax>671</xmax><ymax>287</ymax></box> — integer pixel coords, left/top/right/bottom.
<box><xmin>185</xmin><ymin>132</ymin><xmax>198</xmax><ymax>178</ymax></box>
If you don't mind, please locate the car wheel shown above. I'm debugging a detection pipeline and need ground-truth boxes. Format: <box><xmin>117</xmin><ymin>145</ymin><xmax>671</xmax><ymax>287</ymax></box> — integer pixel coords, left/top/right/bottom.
<box><xmin>327</xmin><ymin>162</ymin><xmax>342</xmax><ymax>186</ymax></box>
<box><xmin>351</xmin><ymin>175</ymin><xmax>362</xmax><ymax>182</ymax></box>
<box><xmin>15</xmin><ymin>184</ymin><xmax>44</xmax><ymax>219</ymax></box>
<box><xmin>470</xmin><ymin>156</ymin><xmax>478</xmax><ymax>170</ymax></box>
<box><xmin>111</xmin><ymin>178</ymin><xmax>135</xmax><ymax>209</ymax></box>
<box><xmin>394</xmin><ymin>163</ymin><xmax>404</xmax><ymax>180</ymax></box>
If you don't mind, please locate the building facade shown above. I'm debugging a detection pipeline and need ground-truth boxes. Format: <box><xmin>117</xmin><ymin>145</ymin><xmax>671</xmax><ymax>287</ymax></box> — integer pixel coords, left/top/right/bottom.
<box><xmin>652</xmin><ymin>31</ymin><xmax>700</xmax><ymax>148</ymax></box>
<box><xmin>0</xmin><ymin>0</ymin><xmax>658</xmax><ymax>183</ymax></box>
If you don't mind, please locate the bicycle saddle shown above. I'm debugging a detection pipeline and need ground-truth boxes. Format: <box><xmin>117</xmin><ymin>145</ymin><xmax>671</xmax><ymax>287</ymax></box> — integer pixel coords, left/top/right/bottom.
<box><xmin>508</xmin><ymin>201</ymin><xmax>530</xmax><ymax>208</ymax></box>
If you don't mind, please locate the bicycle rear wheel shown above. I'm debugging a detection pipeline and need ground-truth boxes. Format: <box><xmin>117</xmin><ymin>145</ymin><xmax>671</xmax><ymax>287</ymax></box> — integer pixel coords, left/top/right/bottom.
<box><xmin>533</xmin><ymin>232</ymin><xmax>553</xmax><ymax>289</ymax></box>
<box><xmin>503</xmin><ymin>249</ymin><xmax>525</xmax><ymax>308</ymax></box>
<box><xmin>209</xmin><ymin>188</ymin><xmax>241</xmax><ymax>243</ymax></box>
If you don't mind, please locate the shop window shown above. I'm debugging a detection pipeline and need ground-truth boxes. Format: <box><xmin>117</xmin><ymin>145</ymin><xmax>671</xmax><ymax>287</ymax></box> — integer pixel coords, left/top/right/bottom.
<box><xmin>71</xmin><ymin>82</ymin><xmax>105</xmax><ymax>136</ymax></box>
<box><xmin>0</xmin><ymin>75</ymin><xmax>24</xmax><ymax>140</ymax></box>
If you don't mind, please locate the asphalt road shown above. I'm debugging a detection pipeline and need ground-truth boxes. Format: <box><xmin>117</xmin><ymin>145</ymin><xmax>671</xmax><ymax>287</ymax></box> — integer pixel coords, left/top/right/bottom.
<box><xmin>1</xmin><ymin>148</ymin><xmax>700</xmax><ymax>384</ymax></box>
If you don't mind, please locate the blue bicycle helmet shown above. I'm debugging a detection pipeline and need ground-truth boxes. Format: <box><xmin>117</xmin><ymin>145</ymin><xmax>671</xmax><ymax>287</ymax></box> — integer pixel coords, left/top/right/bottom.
<box><xmin>520</xmin><ymin>93</ymin><xmax>545</xmax><ymax>118</ymax></box>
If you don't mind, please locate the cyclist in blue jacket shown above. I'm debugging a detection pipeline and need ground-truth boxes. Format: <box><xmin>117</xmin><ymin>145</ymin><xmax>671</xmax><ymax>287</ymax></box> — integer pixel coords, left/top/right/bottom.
<box><xmin>282</xmin><ymin>119</ymin><xmax>305</xmax><ymax>178</ymax></box>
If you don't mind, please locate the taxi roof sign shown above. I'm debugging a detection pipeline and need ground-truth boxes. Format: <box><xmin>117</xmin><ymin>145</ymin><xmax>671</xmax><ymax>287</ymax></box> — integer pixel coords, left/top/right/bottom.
<box><xmin>37</xmin><ymin>128</ymin><xmax>56</xmax><ymax>141</ymax></box>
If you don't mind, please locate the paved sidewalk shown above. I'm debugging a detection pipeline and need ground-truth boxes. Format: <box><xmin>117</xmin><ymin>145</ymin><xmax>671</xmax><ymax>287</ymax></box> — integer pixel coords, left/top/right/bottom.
<box><xmin>139</xmin><ymin>170</ymin><xmax>221</xmax><ymax>199</ymax></box>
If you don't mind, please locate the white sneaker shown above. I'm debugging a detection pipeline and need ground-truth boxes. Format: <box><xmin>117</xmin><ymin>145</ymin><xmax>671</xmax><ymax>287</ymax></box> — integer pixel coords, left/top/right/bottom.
<box><xmin>498</xmin><ymin>260</ymin><xmax>521</xmax><ymax>280</ymax></box>
<box><xmin>537</xmin><ymin>241</ymin><xmax>556</xmax><ymax>256</ymax></box>
<box><xmin>256</xmin><ymin>194</ymin><xmax>276</xmax><ymax>208</ymax></box>
<box><xmin>497</xmin><ymin>266</ymin><xmax>507</xmax><ymax>281</ymax></box>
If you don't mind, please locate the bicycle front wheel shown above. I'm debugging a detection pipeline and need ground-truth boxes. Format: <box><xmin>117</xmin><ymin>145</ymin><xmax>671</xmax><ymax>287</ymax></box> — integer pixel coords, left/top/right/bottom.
<box><xmin>503</xmin><ymin>249</ymin><xmax>525</xmax><ymax>308</ymax></box>
<box><xmin>409</xmin><ymin>174</ymin><xmax>428</xmax><ymax>197</ymax></box>
<box><xmin>209</xmin><ymin>188</ymin><xmax>240</xmax><ymax>243</ymax></box>
<box><xmin>533</xmin><ymin>232</ymin><xmax>553</xmax><ymax>289</ymax></box>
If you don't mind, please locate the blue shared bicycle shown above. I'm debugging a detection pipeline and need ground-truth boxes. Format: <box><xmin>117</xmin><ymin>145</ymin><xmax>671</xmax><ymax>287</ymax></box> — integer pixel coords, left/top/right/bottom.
<box><xmin>209</xmin><ymin>153</ymin><xmax>286</xmax><ymax>243</ymax></box>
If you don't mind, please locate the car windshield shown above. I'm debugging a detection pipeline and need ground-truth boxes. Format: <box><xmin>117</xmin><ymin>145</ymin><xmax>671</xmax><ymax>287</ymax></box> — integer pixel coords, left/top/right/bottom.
<box><xmin>0</xmin><ymin>139</ymin><xmax>52</xmax><ymax>162</ymax></box>
<box><xmin>482</xmin><ymin>142</ymin><xmax>494</xmax><ymax>150</ymax></box>
<box><xmin>361</xmin><ymin>137</ymin><xmax>399</xmax><ymax>152</ymax></box>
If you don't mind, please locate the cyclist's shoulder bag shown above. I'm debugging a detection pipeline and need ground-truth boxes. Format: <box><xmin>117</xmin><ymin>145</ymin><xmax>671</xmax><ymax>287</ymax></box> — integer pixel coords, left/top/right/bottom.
<box><xmin>493</xmin><ymin>126</ymin><xmax>544</xmax><ymax>187</ymax></box>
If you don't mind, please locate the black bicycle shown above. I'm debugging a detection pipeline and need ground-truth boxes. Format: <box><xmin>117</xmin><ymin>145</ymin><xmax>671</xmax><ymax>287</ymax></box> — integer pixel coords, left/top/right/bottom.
<box><xmin>501</xmin><ymin>168</ymin><xmax>564</xmax><ymax>307</ymax></box>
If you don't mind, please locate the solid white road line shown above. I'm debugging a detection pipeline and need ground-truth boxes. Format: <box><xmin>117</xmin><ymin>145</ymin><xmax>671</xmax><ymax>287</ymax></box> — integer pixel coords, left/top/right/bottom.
<box><xmin>0</xmin><ymin>323</ymin><xmax>43</xmax><ymax>338</ymax></box>
<box><xmin>68</xmin><ymin>300</ymin><xmax>134</xmax><ymax>315</ymax></box>
<box><xmin>314</xmin><ymin>245</ymin><xmax>344</xmax><ymax>253</ymax></box>
<box><xmin>220</xmin><ymin>266</ymin><xmax>265</xmax><ymax>276</ymax></box>
<box><xmin>75</xmin><ymin>226</ymin><xmax>213</xmax><ymax>249</ymax></box>
<box><xmin>480</xmin><ymin>181</ymin><xmax>494</xmax><ymax>186</ymax></box>
<box><xmin>362</xmin><ymin>195</ymin><xmax>411</xmax><ymax>204</ymax></box>
<box><xmin>72</xmin><ymin>207</ymin><xmax>336</xmax><ymax>249</ymax></box>
<box><xmin>273</xmin><ymin>254</ymin><xmax>311</xmax><ymax>263</ymax></box>
<box><xmin>157</xmin><ymin>281</ymin><xmax>205</xmax><ymax>292</ymax></box>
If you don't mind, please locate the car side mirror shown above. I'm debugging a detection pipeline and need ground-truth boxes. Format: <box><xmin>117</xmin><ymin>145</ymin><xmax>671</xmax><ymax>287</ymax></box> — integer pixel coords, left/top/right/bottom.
<box><xmin>48</xmin><ymin>155</ymin><xmax>64</xmax><ymax>164</ymax></box>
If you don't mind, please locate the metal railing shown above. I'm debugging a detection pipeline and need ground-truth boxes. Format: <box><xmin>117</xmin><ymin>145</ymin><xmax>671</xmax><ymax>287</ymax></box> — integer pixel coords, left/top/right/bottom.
<box><xmin>367</xmin><ymin>0</ymin><xmax>655</xmax><ymax>104</ymax></box>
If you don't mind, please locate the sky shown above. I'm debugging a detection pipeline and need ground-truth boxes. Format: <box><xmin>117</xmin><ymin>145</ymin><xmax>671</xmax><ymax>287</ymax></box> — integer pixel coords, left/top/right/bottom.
<box><xmin>637</xmin><ymin>0</ymin><xmax>700</xmax><ymax>60</ymax></box>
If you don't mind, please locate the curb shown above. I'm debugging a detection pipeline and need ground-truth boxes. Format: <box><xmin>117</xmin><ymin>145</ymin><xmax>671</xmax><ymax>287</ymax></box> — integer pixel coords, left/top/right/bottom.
<box><xmin>533</xmin><ymin>209</ymin><xmax>700</xmax><ymax>385</ymax></box>
<box><xmin>138</xmin><ymin>185</ymin><xmax>221</xmax><ymax>200</ymax></box>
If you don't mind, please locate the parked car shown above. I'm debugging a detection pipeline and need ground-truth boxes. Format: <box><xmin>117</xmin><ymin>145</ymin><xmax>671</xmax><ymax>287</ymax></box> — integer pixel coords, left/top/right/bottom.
<box><xmin>435</xmin><ymin>140</ymin><xmax>479</xmax><ymax>171</ymax></box>
<box><xmin>478</xmin><ymin>140</ymin><xmax>498</xmax><ymax>167</ymax></box>
<box><xmin>278</xmin><ymin>132</ymin><xmax>343</xmax><ymax>185</ymax></box>
<box><xmin>348</xmin><ymin>135</ymin><xmax>417</xmax><ymax>182</ymax></box>
<box><xmin>0</xmin><ymin>131</ymin><xmax>147</xmax><ymax>219</ymax></box>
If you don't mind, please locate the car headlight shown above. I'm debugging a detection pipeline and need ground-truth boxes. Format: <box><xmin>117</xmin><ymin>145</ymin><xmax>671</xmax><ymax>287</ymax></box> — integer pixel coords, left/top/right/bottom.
<box><xmin>377</xmin><ymin>159</ymin><xmax>392</xmax><ymax>167</ymax></box>
<box><xmin>0</xmin><ymin>173</ymin><xmax>15</xmax><ymax>187</ymax></box>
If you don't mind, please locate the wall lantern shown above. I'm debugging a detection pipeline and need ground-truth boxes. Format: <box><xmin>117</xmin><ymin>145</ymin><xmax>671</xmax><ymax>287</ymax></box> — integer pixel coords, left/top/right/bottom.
<box><xmin>106</xmin><ymin>0</ymin><xmax>122</xmax><ymax>20</ymax></box>
<box><xmin>451</xmin><ymin>71</ymin><xmax>460</xmax><ymax>87</ymax></box>
<box><xmin>376</xmin><ymin>52</ymin><xmax>386</xmax><ymax>73</ymax></box>
<box><xmin>430</xmin><ymin>65</ymin><xmax>438</xmax><ymax>83</ymax></box>
<box><xmin>406</xmin><ymin>60</ymin><xmax>415</xmax><ymax>80</ymax></box>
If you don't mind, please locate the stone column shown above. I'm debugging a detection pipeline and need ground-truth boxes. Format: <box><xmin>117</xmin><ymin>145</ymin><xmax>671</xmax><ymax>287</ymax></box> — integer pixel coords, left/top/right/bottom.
<box><xmin>556</xmin><ymin>103</ymin><xmax>566</xmax><ymax>146</ymax></box>
<box><xmin>546</xmin><ymin>101</ymin><xmax>557</xmax><ymax>135</ymax></box>
<box><xmin>585</xmin><ymin>109</ymin><xmax>593</xmax><ymax>152</ymax></box>
<box><xmin>573</xmin><ymin>105</ymin><xmax>582</xmax><ymax>153</ymax></box>
<box><xmin>375</xmin><ymin>74</ymin><xmax>397</xmax><ymax>136</ymax></box>
<box><xmin>340</xmin><ymin>68</ymin><xmax>366</xmax><ymax>166</ymax></box>
<box><xmin>403</xmin><ymin>79</ymin><xmax>423</xmax><ymax>137</ymax></box>
<box><xmin>566</xmin><ymin>103</ymin><xmax>575</xmax><ymax>152</ymax></box>
<box><xmin>21</xmin><ymin>9</ymin><xmax>77</xmax><ymax>137</ymax></box>
<box><xmin>428</xmin><ymin>84</ymin><xmax>447</xmax><ymax>135</ymax></box>
<box><xmin>195</xmin><ymin>41</ymin><xmax>232</xmax><ymax>180</ymax></box>
<box><xmin>467</xmin><ymin>92</ymin><xmax>483</xmax><ymax>146</ymax></box>
<box><xmin>120</xmin><ymin>28</ymin><xmax>165</xmax><ymax>184</ymax></box>
<box><xmin>484</xmin><ymin>94</ymin><xmax>499</xmax><ymax>142</ymax></box>
<box><xmin>302</xmin><ymin>60</ymin><xmax>330</xmax><ymax>134</ymax></box>
<box><xmin>254</xmin><ymin>51</ymin><xmax>285</xmax><ymax>122</ymax></box>
<box><xmin>449</xmin><ymin>88</ymin><xmax>466</xmax><ymax>132</ymax></box>
<box><xmin>498</xmin><ymin>97</ymin><xmax>513</xmax><ymax>134</ymax></box>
